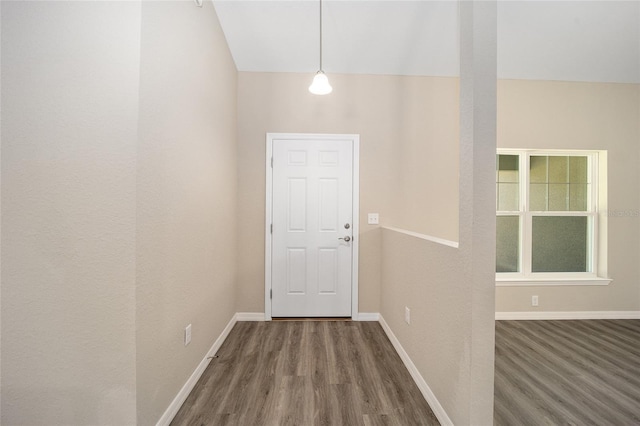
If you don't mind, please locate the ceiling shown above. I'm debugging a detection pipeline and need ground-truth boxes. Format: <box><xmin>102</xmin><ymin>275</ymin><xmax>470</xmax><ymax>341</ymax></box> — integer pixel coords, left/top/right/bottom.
<box><xmin>212</xmin><ymin>1</ymin><xmax>640</xmax><ymax>84</ymax></box>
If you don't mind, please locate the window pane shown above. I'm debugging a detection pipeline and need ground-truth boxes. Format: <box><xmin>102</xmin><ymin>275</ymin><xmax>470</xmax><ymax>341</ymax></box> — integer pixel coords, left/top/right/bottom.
<box><xmin>569</xmin><ymin>156</ymin><xmax>588</xmax><ymax>183</ymax></box>
<box><xmin>549</xmin><ymin>156</ymin><xmax>569</xmax><ymax>183</ymax></box>
<box><xmin>530</xmin><ymin>183</ymin><xmax>547</xmax><ymax>211</ymax></box>
<box><xmin>531</xmin><ymin>155</ymin><xmax>589</xmax><ymax>212</ymax></box>
<box><xmin>530</xmin><ymin>156</ymin><xmax>547</xmax><ymax>183</ymax></box>
<box><xmin>497</xmin><ymin>216</ymin><xmax>520</xmax><ymax>272</ymax></box>
<box><xmin>568</xmin><ymin>156</ymin><xmax>589</xmax><ymax>211</ymax></box>
<box><xmin>498</xmin><ymin>183</ymin><xmax>519</xmax><ymax>211</ymax></box>
<box><xmin>498</xmin><ymin>155</ymin><xmax>519</xmax><ymax>182</ymax></box>
<box><xmin>548</xmin><ymin>183</ymin><xmax>569</xmax><ymax>211</ymax></box>
<box><xmin>569</xmin><ymin>183</ymin><xmax>588</xmax><ymax>211</ymax></box>
<box><xmin>497</xmin><ymin>155</ymin><xmax>519</xmax><ymax>211</ymax></box>
<box><xmin>532</xmin><ymin>216</ymin><xmax>588</xmax><ymax>272</ymax></box>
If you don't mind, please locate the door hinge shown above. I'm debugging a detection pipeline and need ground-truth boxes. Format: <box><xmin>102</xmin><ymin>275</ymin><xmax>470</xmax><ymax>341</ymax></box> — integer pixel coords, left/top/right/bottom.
<box><xmin>271</xmin><ymin>157</ymin><xmax>273</xmax><ymax>168</ymax></box>
<box><xmin>270</xmin><ymin>224</ymin><xmax>273</xmax><ymax>234</ymax></box>
<box><xmin>270</xmin><ymin>289</ymin><xmax>272</xmax><ymax>299</ymax></box>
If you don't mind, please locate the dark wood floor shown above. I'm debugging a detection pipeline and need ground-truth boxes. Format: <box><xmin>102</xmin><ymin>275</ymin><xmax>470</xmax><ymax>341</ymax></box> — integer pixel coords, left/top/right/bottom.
<box><xmin>170</xmin><ymin>321</ymin><xmax>440</xmax><ymax>426</ymax></box>
<box><xmin>494</xmin><ymin>319</ymin><xmax>640</xmax><ymax>426</ymax></box>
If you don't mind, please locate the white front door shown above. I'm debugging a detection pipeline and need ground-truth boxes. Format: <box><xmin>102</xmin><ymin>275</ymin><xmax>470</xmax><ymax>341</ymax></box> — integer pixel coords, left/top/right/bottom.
<box><xmin>269</xmin><ymin>135</ymin><xmax>357</xmax><ymax>317</ymax></box>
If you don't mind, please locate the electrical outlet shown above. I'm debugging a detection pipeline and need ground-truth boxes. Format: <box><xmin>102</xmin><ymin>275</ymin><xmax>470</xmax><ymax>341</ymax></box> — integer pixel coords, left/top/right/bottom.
<box><xmin>185</xmin><ymin>324</ymin><xmax>192</xmax><ymax>346</ymax></box>
<box><xmin>532</xmin><ymin>295</ymin><xmax>539</xmax><ymax>307</ymax></box>
<box><xmin>405</xmin><ymin>307</ymin><xmax>411</xmax><ymax>324</ymax></box>
<box><xmin>368</xmin><ymin>213</ymin><xmax>379</xmax><ymax>225</ymax></box>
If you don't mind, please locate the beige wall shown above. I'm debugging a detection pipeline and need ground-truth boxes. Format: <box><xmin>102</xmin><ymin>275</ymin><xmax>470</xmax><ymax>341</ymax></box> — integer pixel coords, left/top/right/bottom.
<box><xmin>236</xmin><ymin>72</ymin><xmax>459</xmax><ymax>314</ymax></box>
<box><xmin>496</xmin><ymin>80</ymin><xmax>640</xmax><ymax>312</ymax></box>
<box><xmin>1</xmin><ymin>1</ymin><xmax>238</xmax><ymax>424</ymax></box>
<box><xmin>379</xmin><ymin>5</ymin><xmax>497</xmax><ymax>421</ymax></box>
<box><xmin>394</xmin><ymin>79</ymin><xmax>460</xmax><ymax>240</ymax></box>
<box><xmin>1</xmin><ymin>2</ymin><xmax>140</xmax><ymax>423</ymax></box>
<box><xmin>380</xmin><ymin>231</ymin><xmax>472</xmax><ymax>423</ymax></box>
<box><xmin>136</xmin><ymin>2</ymin><xmax>238</xmax><ymax>425</ymax></box>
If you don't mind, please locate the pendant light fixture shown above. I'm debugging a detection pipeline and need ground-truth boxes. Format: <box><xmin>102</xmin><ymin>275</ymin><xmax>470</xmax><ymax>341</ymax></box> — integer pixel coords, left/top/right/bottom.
<box><xmin>309</xmin><ymin>0</ymin><xmax>332</xmax><ymax>95</ymax></box>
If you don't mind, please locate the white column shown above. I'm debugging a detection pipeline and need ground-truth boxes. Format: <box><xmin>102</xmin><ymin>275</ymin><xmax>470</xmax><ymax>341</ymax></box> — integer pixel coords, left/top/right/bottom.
<box><xmin>458</xmin><ymin>0</ymin><xmax>497</xmax><ymax>424</ymax></box>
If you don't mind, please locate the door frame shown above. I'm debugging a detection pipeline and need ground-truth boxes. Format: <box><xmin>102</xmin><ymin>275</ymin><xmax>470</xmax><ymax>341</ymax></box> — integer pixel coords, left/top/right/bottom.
<box><xmin>265</xmin><ymin>133</ymin><xmax>360</xmax><ymax>320</ymax></box>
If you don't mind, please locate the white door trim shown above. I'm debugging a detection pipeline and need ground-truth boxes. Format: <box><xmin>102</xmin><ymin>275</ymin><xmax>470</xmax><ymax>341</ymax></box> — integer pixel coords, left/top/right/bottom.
<box><xmin>265</xmin><ymin>133</ymin><xmax>360</xmax><ymax>320</ymax></box>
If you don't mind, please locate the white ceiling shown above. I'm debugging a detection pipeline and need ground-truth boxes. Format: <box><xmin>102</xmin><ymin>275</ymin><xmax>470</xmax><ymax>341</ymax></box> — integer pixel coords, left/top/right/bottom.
<box><xmin>213</xmin><ymin>1</ymin><xmax>640</xmax><ymax>84</ymax></box>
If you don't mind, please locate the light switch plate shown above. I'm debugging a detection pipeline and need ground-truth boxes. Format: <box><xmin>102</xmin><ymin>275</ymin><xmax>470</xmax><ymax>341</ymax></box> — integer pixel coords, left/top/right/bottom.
<box><xmin>368</xmin><ymin>213</ymin><xmax>379</xmax><ymax>225</ymax></box>
<box><xmin>185</xmin><ymin>324</ymin><xmax>192</xmax><ymax>346</ymax></box>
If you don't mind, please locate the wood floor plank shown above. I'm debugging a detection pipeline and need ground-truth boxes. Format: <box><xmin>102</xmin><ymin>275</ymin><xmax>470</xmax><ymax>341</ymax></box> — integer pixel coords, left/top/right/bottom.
<box><xmin>529</xmin><ymin>321</ymin><xmax>640</xmax><ymax>415</ymax></box>
<box><xmin>358</xmin><ymin>322</ymin><xmax>438</xmax><ymax>424</ymax></box>
<box><xmin>508</xmin><ymin>322</ymin><xmax>636</xmax><ymax>424</ymax></box>
<box><xmin>494</xmin><ymin>319</ymin><xmax>640</xmax><ymax>426</ymax></box>
<box><xmin>348</xmin><ymin>326</ymin><xmax>391</xmax><ymax>416</ymax></box>
<box><xmin>495</xmin><ymin>334</ymin><xmax>588</xmax><ymax>425</ymax></box>
<box><xmin>325</xmin><ymin>321</ymin><xmax>353</xmax><ymax>386</ymax></box>
<box><xmin>170</xmin><ymin>321</ymin><xmax>439</xmax><ymax>426</ymax></box>
<box><xmin>332</xmin><ymin>383</ymin><xmax>364</xmax><ymax>426</ymax></box>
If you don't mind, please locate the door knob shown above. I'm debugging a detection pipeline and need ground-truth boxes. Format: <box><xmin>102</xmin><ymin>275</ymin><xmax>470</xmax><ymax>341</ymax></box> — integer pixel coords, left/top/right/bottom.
<box><xmin>339</xmin><ymin>236</ymin><xmax>351</xmax><ymax>242</ymax></box>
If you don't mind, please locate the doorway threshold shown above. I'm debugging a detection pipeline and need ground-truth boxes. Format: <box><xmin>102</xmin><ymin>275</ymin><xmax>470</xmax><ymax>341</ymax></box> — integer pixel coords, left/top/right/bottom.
<box><xmin>271</xmin><ymin>317</ymin><xmax>352</xmax><ymax>322</ymax></box>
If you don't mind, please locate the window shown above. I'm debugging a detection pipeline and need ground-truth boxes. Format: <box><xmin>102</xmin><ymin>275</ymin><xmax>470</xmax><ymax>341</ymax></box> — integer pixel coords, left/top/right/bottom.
<box><xmin>496</xmin><ymin>150</ymin><xmax>609</xmax><ymax>285</ymax></box>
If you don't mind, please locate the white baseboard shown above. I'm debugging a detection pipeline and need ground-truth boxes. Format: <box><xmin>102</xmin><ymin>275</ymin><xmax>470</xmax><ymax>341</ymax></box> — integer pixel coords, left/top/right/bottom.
<box><xmin>156</xmin><ymin>313</ymin><xmax>238</xmax><ymax>426</ymax></box>
<box><xmin>378</xmin><ymin>315</ymin><xmax>453</xmax><ymax>426</ymax></box>
<box><xmin>356</xmin><ymin>312</ymin><xmax>380</xmax><ymax>321</ymax></box>
<box><xmin>236</xmin><ymin>312</ymin><xmax>266</xmax><ymax>321</ymax></box>
<box><xmin>496</xmin><ymin>311</ymin><xmax>640</xmax><ymax>320</ymax></box>
<box><xmin>234</xmin><ymin>312</ymin><xmax>379</xmax><ymax>321</ymax></box>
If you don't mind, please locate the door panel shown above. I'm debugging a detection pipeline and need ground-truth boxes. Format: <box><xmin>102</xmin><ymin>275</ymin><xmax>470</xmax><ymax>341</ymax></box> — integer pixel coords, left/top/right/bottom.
<box><xmin>271</xmin><ymin>138</ymin><xmax>353</xmax><ymax>317</ymax></box>
<box><xmin>287</xmin><ymin>178</ymin><xmax>307</xmax><ymax>231</ymax></box>
<box><xmin>318</xmin><ymin>248</ymin><xmax>338</xmax><ymax>294</ymax></box>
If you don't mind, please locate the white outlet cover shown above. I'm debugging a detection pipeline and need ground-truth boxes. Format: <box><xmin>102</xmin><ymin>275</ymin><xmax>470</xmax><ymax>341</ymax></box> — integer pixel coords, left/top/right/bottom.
<box><xmin>368</xmin><ymin>213</ymin><xmax>379</xmax><ymax>225</ymax></box>
<box><xmin>185</xmin><ymin>324</ymin><xmax>192</xmax><ymax>346</ymax></box>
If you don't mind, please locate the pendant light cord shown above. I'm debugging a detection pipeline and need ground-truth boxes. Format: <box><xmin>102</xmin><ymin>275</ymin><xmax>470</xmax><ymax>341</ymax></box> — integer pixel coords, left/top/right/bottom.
<box><xmin>308</xmin><ymin>0</ymin><xmax>332</xmax><ymax>94</ymax></box>
<box><xmin>319</xmin><ymin>0</ymin><xmax>323</xmax><ymax>72</ymax></box>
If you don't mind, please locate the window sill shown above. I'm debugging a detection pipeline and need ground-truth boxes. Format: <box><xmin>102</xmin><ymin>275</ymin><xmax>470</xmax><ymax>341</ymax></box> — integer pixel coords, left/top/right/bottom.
<box><xmin>496</xmin><ymin>277</ymin><xmax>612</xmax><ymax>287</ymax></box>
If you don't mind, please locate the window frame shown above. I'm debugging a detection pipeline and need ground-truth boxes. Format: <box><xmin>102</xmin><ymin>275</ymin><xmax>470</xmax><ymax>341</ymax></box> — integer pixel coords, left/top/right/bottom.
<box><xmin>496</xmin><ymin>149</ymin><xmax>611</xmax><ymax>287</ymax></box>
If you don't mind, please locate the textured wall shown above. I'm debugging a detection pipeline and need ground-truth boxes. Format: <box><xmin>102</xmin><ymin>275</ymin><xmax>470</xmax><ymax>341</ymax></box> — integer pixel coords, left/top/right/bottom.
<box><xmin>496</xmin><ymin>80</ymin><xmax>640</xmax><ymax>312</ymax></box>
<box><xmin>380</xmin><ymin>231</ymin><xmax>469</xmax><ymax>422</ymax></box>
<box><xmin>1</xmin><ymin>2</ymin><xmax>141</xmax><ymax>424</ymax></box>
<box><xmin>136</xmin><ymin>2</ymin><xmax>238</xmax><ymax>424</ymax></box>
<box><xmin>380</xmin><ymin>3</ymin><xmax>497</xmax><ymax>423</ymax></box>
<box><xmin>1</xmin><ymin>2</ymin><xmax>239</xmax><ymax>424</ymax></box>
<box><xmin>236</xmin><ymin>72</ymin><xmax>459</xmax><ymax>314</ymax></box>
